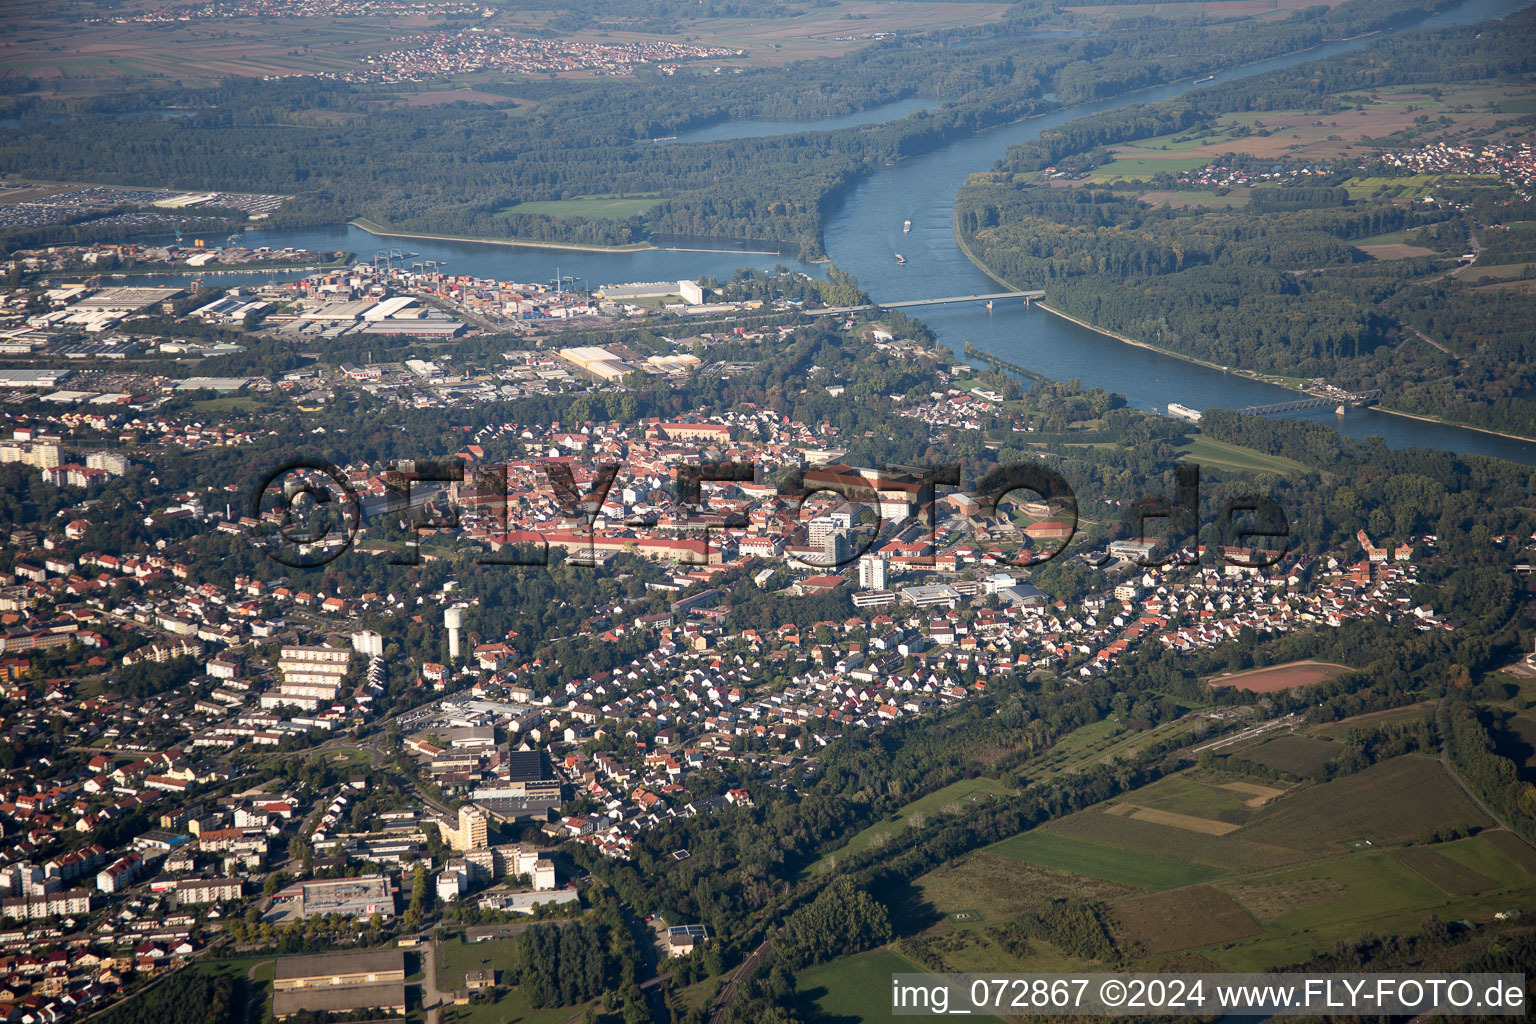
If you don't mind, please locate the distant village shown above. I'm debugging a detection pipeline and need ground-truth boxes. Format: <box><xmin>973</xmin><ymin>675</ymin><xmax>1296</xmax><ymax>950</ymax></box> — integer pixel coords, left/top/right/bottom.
<box><xmin>340</xmin><ymin>30</ymin><xmax>745</xmax><ymax>83</ymax></box>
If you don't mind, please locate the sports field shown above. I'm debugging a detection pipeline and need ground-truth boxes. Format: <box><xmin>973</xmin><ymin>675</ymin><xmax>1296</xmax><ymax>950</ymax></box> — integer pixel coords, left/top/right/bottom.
<box><xmin>1206</xmin><ymin>659</ymin><xmax>1354</xmax><ymax>693</ymax></box>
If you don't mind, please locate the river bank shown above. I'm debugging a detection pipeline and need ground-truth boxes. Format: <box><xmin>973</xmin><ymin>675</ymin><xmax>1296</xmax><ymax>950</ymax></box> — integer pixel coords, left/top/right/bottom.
<box><xmin>352</xmin><ymin>219</ymin><xmax>793</xmax><ymax>257</ymax></box>
<box><xmin>108</xmin><ymin>257</ymin><xmax>353</xmax><ymax>277</ymax></box>
<box><xmin>350</xmin><ymin>219</ymin><xmax>656</xmax><ymax>253</ymax></box>
<box><xmin>1371</xmin><ymin>406</ymin><xmax>1536</xmax><ymax>446</ymax></box>
<box><xmin>955</xmin><ymin>236</ymin><xmax>1536</xmax><ymax>444</ymax></box>
<box><xmin>955</xmin><ymin>224</ymin><xmax>1316</xmax><ymax>395</ymax></box>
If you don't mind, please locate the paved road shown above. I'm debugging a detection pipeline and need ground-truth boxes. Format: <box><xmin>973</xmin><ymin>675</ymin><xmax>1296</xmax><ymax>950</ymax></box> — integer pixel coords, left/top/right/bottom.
<box><xmin>819</xmin><ymin>290</ymin><xmax>1043</xmax><ymax>315</ymax></box>
<box><xmin>420</xmin><ymin>938</ymin><xmax>445</xmax><ymax>1024</ymax></box>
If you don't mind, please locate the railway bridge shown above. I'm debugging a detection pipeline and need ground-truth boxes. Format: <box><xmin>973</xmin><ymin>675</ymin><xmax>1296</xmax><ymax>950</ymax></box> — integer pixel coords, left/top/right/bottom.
<box><xmin>1238</xmin><ymin>389</ymin><xmax>1383</xmax><ymax>416</ymax></box>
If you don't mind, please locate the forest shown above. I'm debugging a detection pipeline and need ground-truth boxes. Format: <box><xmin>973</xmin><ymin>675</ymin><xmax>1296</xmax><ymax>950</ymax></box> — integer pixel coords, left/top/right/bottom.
<box><xmin>955</xmin><ymin>12</ymin><xmax>1536</xmax><ymax>435</ymax></box>
<box><xmin>0</xmin><ymin>0</ymin><xmax>1451</xmax><ymax>258</ymax></box>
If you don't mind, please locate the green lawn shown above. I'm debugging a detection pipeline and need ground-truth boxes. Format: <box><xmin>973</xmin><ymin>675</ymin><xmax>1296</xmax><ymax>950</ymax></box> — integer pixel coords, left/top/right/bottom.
<box><xmin>1178</xmin><ymin>434</ymin><xmax>1310</xmax><ymax>475</ymax></box>
<box><xmin>435</xmin><ymin>936</ymin><xmax>518</xmax><ymax>991</ymax></box>
<box><xmin>797</xmin><ymin>948</ymin><xmax>944</xmax><ymax>1023</ymax></box>
<box><xmin>501</xmin><ymin>194</ymin><xmax>664</xmax><ymax>219</ymax></box>
<box><xmin>986</xmin><ymin>829</ymin><xmax>1227</xmax><ymax>890</ymax></box>
<box><xmin>436</xmin><ymin>987</ymin><xmax>578</xmax><ymax>1024</ymax></box>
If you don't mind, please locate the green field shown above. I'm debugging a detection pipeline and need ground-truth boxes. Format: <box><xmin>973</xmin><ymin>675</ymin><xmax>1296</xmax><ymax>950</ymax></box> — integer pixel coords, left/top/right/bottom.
<box><xmin>1255</xmin><ymin>853</ymin><xmax>1441</xmax><ymax>925</ymax></box>
<box><xmin>1311</xmin><ymin>703</ymin><xmax>1434</xmax><ymax>740</ymax></box>
<box><xmin>1021</xmin><ymin>716</ymin><xmax>1206</xmax><ymax>785</ymax></box>
<box><xmin>928</xmin><ymin>756</ymin><xmax>1536</xmax><ymax>975</ymax></box>
<box><xmin>1342</xmin><ymin>173</ymin><xmax>1502</xmax><ymax>199</ymax></box>
<box><xmin>986</xmin><ymin>828</ymin><xmax>1227</xmax><ymax>890</ymax></box>
<box><xmin>1084</xmin><ymin>154</ymin><xmax>1212</xmax><ymax>182</ymax></box>
<box><xmin>1015</xmin><ymin>716</ymin><xmax>1124</xmax><ymax>782</ymax></box>
<box><xmin>1048</xmin><ymin>807</ymin><xmax>1301</xmax><ymax>872</ymax></box>
<box><xmin>1234</xmin><ymin>756</ymin><xmax>1491</xmax><ymax>853</ymax></box>
<box><xmin>501</xmin><ymin>194</ymin><xmax>664</xmax><ymax>219</ymax></box>
<box><xmin>1395</xmin><ymin>845</ymin><xmax>1496</xmax><ymax>895</ymax></box>
<box><xmin>809</xmin><ymin>776</ymin><xmax>1016</xmax><ymax>873</ymax></box>
<box><xmin>1435</xmin><ymin>833</ymin><xmax>1536</xmax><ymax>888</ymax></box>
<box><xmin>1206</xmin><ymin>839</ymin><xmax>1536</xmax><ymax>972</ymax></box>
<box><xmin>1178</xmin><ymin>434</ymin><xmax>1310</xmax><ymax>475</ymax></box>
<box><xmin>1137</xmin><ymin>187</ymin><xmax>1251</xmax><ymax>209</ymax></box>
<box><xmin>1110</xmin><ymin>884</ymin><xmax>1260</xmax><ymax>954</ymax></box>
<box><xmin>917</xmin><ymin>850</ymin><xmax>1137</xmax><ymax>922</ymax></box>
<box><xmin>1109</xmin><ymin>771</ymin><xmax>1272</xmax><ymax>826</ymax></box>
<box><xmin>1229</xmin><ymin>734</ymin><xmax>1339</xmax><ymax>774</ymax></box>
<box><xmin>797</xmin><ymin>949</ymin><xmax>950</xmax><ymax>1023</ymax></box>
<box><xmin>192</xmin><ymin>395</ymin><xmax>259</xmax><ymax>411</ymax></box>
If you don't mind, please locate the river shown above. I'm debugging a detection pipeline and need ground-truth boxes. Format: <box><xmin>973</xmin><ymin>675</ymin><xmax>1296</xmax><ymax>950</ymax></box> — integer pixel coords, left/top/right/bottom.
<box><xmin>816</xmin><ymin>0</ymin><xmax>1536</xmax><ymax>464</ymax></box>
<box><xmin>128</xmin><ymin>0</ymin><xmax>1536</xmax><ymax>464</ymax></box>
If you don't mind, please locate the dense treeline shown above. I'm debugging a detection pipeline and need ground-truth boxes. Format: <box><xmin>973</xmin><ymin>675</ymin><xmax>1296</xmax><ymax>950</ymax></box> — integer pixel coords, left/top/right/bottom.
<box><xmin>956</xmin><ymin>12</ymin><xmax>1536</xmax><ymax>433</ymax></box>
<box><xmin>0</xmin><ymin>0</ymin><xmax>1455</xmax><ymax>256</ymax></box>
<box><xmin>1443</xmin><ymin>701</ymin><xmax>1536</xmax><ymax>847</ymax></box>
<box><xmin>1011</xmin><ymin>900</ymin><xmax>1119</xmax><ymax>961</ymax></box>
<box><xmin>94</xmin><ymin>972</ymin><xmax>237</xmax><ymax>1024</ymax></box>
<box><xmin>777</xmin><ymin>878</ymin><xmax>893</xmax><ymax>968</ymax></box>
<box><xmin>514</xmin><ymin>917</ymin><xmax>626</xmax><ymax>1007</ymax></box>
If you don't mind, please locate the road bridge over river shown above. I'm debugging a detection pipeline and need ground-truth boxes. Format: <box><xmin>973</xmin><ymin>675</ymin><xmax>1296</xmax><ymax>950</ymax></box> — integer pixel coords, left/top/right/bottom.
<box><xmin>818</xmin><ymin>290</ymin><xmax>1044</xmax><ymax>315</ymax></box>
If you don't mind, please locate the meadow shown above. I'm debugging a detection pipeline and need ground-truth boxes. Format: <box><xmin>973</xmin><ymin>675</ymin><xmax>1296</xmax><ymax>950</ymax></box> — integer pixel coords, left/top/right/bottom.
<box><xmin>986</xmin><ymin>828</ymin><xmax>1229</xmax><ymax>889</ymax></box>
<box><xmin>1233</xmin><ymin>755</ymin><xmax>1491</xmax><ymax>853</ymax></box>
<box><xmin>1110</xmin><ymin>884</ymin><xmax>1260</xmax><ymax>954</ymax></box>
<box><xmin>1048</xmin><ymin>806</ymin><xmax>1300</xmax><ymax>872</ymax></box>
<box><xmin>1225</xmin><ymin>733</ymin><xmax>1338</xmax><ymax>774</ymax></box>
<box><xmin>500</xmin><ymin>195</ymin><xmax>668</xmax><ymax>219</ymax></box>
<box><xmin>795</xmin><ymin>948</ymin><xmax>936</xmax><ymax>1024</ymax></box>
<box><xmin>1205</xmin><ymin>847</ymin><xmax>1536</xmax><ymax>971</ymax></box>
<box><xmin>1176</xmin><ymin>434</ymin><xmax>1310</xmax><ymax>475</ymax></box>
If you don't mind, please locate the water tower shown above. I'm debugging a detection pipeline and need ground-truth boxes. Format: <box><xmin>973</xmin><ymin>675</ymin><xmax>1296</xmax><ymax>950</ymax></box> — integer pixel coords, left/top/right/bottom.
<box><xmin>444</xmin><ymin>605</ymin><xmax>463</xmax><ymax>661</ymax></box>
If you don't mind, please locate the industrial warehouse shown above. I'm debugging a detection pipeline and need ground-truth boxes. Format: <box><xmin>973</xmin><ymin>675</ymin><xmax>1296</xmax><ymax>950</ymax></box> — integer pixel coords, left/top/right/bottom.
<box><xmin>271</xmin><ymin>949</ymin><xmax>407</xmax><ymax>1020</ymax></box>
